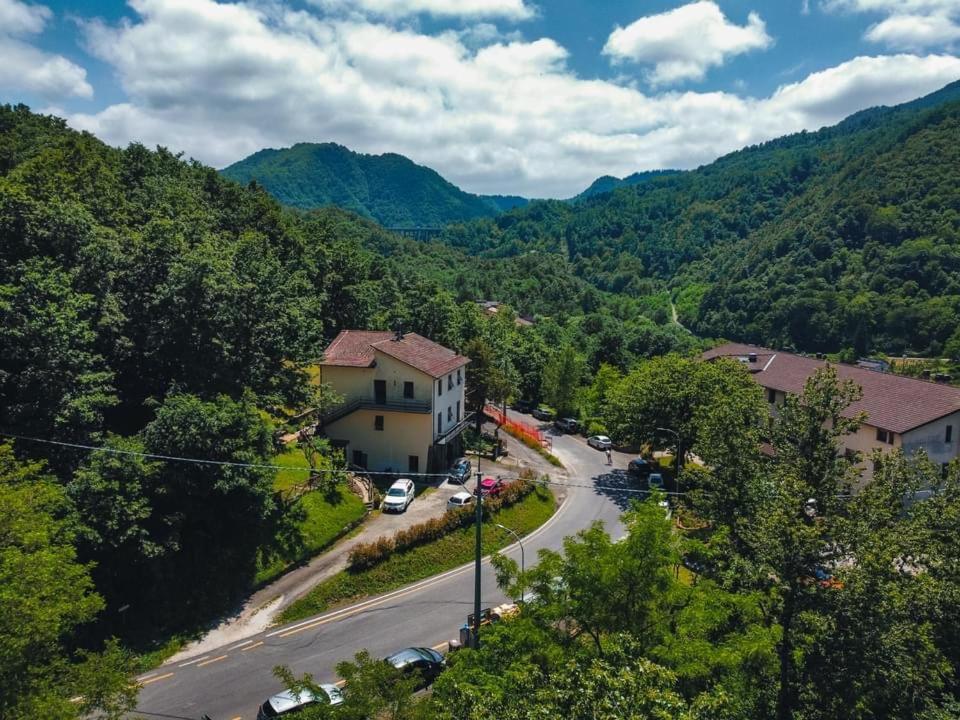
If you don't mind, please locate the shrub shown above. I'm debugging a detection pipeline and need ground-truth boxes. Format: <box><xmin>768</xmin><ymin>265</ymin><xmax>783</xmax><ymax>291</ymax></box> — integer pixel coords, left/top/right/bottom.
<box><xmin>347</xmin><ymin>479</ymin><xmax>537</xmax><ymax>570</ymax></box>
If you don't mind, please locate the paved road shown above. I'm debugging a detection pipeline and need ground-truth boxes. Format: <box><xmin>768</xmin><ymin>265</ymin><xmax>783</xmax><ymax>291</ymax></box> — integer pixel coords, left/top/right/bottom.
<box><xmin>134</xmin><ymin>426</ymin><xmax>640</xmax><ymax>720</ymax></box>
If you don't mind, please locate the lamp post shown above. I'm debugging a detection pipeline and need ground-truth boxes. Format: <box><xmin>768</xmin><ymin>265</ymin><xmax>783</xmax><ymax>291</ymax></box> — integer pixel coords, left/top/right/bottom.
<box><xmin>656</xmin><ymin>426</ymin><xmax>682</xmax><ymax>486</ymax></box>
<box><xmin>494</xmin><ymin>523</ymin><xmax>525</xmax><ymax>604</ymax></box>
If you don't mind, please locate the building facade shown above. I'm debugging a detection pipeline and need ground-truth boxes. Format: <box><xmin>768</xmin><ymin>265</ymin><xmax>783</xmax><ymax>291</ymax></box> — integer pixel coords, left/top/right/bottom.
<box><xmin>704</xmin><ymin>343</ymin><xmax>960</xmax><ymax>483</ymax></box>
<box><xmin>318</xmin><ymin>330</ymin><xmax>470</xmax><ymax>474</ymax></box>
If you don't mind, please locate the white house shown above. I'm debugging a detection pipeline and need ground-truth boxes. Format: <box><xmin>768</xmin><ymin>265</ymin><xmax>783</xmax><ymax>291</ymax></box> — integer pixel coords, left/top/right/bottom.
<box><xmin>317</xmin><ymin>330</ymin><xmax>470</xmax><ymax>474</ymax></box>
<box><xmin>704</xmin><ymin>343</ymin><xmax>960</xmax><ymax>483</ymax></box>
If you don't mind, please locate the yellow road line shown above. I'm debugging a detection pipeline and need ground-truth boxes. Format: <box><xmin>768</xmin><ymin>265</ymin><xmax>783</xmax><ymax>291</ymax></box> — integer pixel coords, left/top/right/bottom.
<box><xmin>196</xmin><ymin>654</ymin><xmax>228</xmax><ymax>668</ymax></box>
<box><xmin>231</xmin><ymin>716</ymin><xmax>242</xmax><ymax>720</ymax></box>
<box><xmin>431</xmin><ymin>641</ymin><xmax>448</xmax><ymax>652</ymax></box>
<box><xmin>140</xmin><ymin>672</ymin><xmax>175</xmax><ymax>686</ymax></box>
<box><xmin>242</xmin><ymin>641</ymin><xmax>264</xmax><ymax>652</ymax></box>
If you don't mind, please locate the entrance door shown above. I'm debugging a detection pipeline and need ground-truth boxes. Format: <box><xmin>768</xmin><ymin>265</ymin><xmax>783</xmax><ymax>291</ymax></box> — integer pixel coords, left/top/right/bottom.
<box><xmin>408</xmin><ymin>455</ymin><xmax>419</xmax><ymax>474</ymax></box>
<box><xmin>374</xmin><ymin>379</ymin><xmax>386</xmax><ymax>404</ymax></box>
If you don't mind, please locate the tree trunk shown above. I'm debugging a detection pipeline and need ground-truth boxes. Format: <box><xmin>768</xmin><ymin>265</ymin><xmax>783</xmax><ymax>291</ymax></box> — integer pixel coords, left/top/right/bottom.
<box><xmin>776</xmin><ymin>587</ymin><xmax>796</xmax><ymax>720</ymax></box>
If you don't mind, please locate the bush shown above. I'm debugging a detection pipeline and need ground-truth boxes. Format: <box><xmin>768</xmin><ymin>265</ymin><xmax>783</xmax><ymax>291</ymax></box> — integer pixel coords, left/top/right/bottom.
<box><xmin>348</xmin><ymin>479</ymin><xmax>537</xmax><ymax>570</ymax></box>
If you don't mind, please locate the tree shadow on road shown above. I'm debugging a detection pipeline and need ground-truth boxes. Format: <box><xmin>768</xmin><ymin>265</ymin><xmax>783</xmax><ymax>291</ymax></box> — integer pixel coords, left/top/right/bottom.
<box><xmin>591</xmin><ymin>469</ymin><xmax>648</xmax><ymax>512</ymax></box>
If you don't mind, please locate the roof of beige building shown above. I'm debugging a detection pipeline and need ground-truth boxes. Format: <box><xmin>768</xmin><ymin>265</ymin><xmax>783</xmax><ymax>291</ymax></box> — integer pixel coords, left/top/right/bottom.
<box><xmin>322</xmin><ymin>330</ymin><xmax>470</xmax><ymax>378</ymax></box>
<box><xmin>703</xmin><ymin>342</ymin><xmax>960</xmax><ymax>434</ymax></box>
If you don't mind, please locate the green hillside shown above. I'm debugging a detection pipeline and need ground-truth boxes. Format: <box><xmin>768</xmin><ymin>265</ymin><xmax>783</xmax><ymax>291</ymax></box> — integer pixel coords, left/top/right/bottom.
<box><xmin>439</xmin><ymin>80</ymin><xmax>960</xmax><ymax>357</ymax></box>
<box><xmin>574</xmin><ymin>169</ymin><xmax>682</xmax><ymax>201</ymax></box>
<box><xmin>221</xmin><ymin>141</ymin><xmax>527</xmax><ymax>226</ymax></box>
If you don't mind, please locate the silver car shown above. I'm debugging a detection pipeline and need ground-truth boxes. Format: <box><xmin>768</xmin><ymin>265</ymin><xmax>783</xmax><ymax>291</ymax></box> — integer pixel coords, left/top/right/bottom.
<box><xmin>256</xmin><ymin>684</ymin><xmax>343</xmax><ymax>718</ymax></box>
<box><xmin>587</xmin><ymin>435</ymin><xmax>612</xmax><ymax>450</ymax></box>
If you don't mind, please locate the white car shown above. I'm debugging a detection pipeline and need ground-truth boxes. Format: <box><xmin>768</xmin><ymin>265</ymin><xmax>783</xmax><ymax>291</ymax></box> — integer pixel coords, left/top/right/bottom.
<box><xmin>383</xmin><ymin>478</ymin><xmax>415</xmax><ymax>512</ymax></box>
<box><xmin>256</xmin><ymin>684</ymin><xmax>343</xmax><ymax>719</ymax></box>
<box><xmin>587</xmin><ymin>435</ymin><xmax>613</xmax><ymax>450</ymax></box>
<box><xmin>447</xmin><ymin>491</ymin><xmax>475</xmax><ymax>512</ymax></box>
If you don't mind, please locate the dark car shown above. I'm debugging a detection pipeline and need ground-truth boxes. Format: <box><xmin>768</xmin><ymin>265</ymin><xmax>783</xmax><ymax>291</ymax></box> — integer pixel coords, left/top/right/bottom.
<box><xmin>627</xmin><ymin>458</ymin><xmax>652</xmax><ymax>478</ymax></box>
<box><xmin>555</xmin><ymin>417</ymin><xmax>579</xmax><ymax>433</ymax></box>
<box><xmin>385</xmin><ymin>647</ymin><xmax>445</xmax><ymax>687</ymax></box>
<box><xmin>532</xmin><ymin>407</ymin><xmax>554</xmax><ymax>421</ymax></box>
<box><xmin>448</xmin><ymin>458</ymin><xmax>472</xmax><ymax>484</ymax></box>
<box><xmin>512</xmin><ymin>399</ymin><xmax>534</xmax><ymax>413</ymax></box>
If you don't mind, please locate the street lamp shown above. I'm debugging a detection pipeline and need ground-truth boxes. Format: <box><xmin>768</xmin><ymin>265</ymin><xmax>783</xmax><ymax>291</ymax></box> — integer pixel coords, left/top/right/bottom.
<box><xmin>494</xmin><ymin>523</ymin><xmax>525</xmax><ymax>604</ymax></box>
<box><xmin>655</xmin><ymin>426</ymin><xmax>682</xmax><ymax>485</ymax></box>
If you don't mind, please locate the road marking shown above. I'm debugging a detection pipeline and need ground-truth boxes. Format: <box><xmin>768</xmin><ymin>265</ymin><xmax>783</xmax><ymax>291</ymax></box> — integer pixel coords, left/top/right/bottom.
<box><xmin>177</xmin><ymin>655</ymin><xmax>210</xmax><ymax>668</ymax></box>
<box><xmin>231</xmin><ymin>716</ymin><xmax>242</xmax><ymax>720</ymax></box>
<box><xmin>136</xmin><ymin>672</ymin><xmax>157</xmax><ymax>682</ymax></box>
<box><xmin>242</xmin><ymin>641</ymin><xmax>264</xmax><ymax>652</ymax></box>
<box><xmin>431</xmin><ymin>641</ymin><xmax>448</xmax><ymax>652</ymax></box>
<box><xmin>334</xmin><ymin>680</ymin><xmax>346</xmax><ymax>688</ymax></box>
<box><xmin>196</xmin><ymin>655</ymin><xmax>228</xmax><ymax>667</ymax></box>
<box><xmin>140</xmin><ymin>672</ymin><xmax>175</xmax><ymax>685</ymax></box>
<box><xmin>229</xmin><ymin>640</ymin><xmax>254</xmax><ymax>650</ymax></box>
<box><xmin>274</xmin><ymin>497</ymin><xmax>571</xmax><ymax>640</ymax></box>
<box><xmin>69</xmin><ymin>696</ymin><xmax>84</xmax><ymax>703</ymax></box>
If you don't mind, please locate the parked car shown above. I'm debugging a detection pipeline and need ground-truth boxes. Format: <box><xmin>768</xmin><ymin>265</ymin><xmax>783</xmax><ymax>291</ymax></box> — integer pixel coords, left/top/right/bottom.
<box><xmin>555</xmin><ymin>417</ymin><xmax>580</xmax><ymax>433</ymax></box>
<box><xmin>447</xmin><ymin>491</ymin><xmax>475</xmax><ymax>511</ymax></box>
<box><xmin>532</xmin><ymin>406</ymin><xmax>554</xmax><ymax>421</ymax></box>
<box><xmin>512</xmin><ymin>399</ymin><xmax>533</xmax><ymax>413</ymax></box>
<box><xmin>382</xmin><ymin>478</ymin><xmax>415</xmax><ymax>512</ymax></box>
<box><xmin>479</xmin><ymin>476</ymin><xmax>506</xmax><ymax>496</ymax></box>
<box><xmin>256</xmin><ymin>684</ymin><xmax>343</xmax><ymax>719</ymax></box>
<box><xmin>627</xmin><ymin>457</ymin><xmax>652</xmax><ymax>478</ymax></box>
<box><xmin>647</xmin><ymin>472</ymin><xmax>664</xmax><ymax>489</ymax></box>
<box><xmin>448</xmin><ymin>458</ymin><xmax>472</xmax><ymax>484</ymax></box>
<box><xmin>587</xmin><ymin>435</ymin><xmax>612</xmax><ymax>450</ymax></box>
<box><xmin>385</xmin><ymin>647</ymin><xmax>445</xmax><ymax>687</ymax></box>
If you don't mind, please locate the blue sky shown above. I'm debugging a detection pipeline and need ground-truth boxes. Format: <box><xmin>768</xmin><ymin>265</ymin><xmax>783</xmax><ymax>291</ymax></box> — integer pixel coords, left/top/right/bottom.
<box><xmin>2</xmin><ymin>0</ymin><xmax>959</xmax><ymax>196</ymax></box>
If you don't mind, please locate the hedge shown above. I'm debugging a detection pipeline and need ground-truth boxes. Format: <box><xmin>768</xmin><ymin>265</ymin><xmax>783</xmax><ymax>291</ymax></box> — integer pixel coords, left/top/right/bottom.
<box><xmin>348</xmin><ymin>476</ymin><xmax>538</xmax><ymax>571</ymax></box>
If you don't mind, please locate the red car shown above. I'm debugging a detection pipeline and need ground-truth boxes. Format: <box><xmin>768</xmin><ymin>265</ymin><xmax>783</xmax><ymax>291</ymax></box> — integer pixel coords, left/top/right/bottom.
<box><xmin>479</xmin><ymin>476</ymin><xmax>506</xmax><ymax>496</ymax></box>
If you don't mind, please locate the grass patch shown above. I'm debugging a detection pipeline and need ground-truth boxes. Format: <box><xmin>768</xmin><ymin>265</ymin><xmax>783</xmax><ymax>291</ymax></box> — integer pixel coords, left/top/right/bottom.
<box><xmin>279</xmin><ymin>485</ymin><xmax>557</xmax><ymax>624</ymax></box>
<box><xmin>255</xmin><ymin>447</ymin><xmax>367</xmax><ymax>586</ymax></box>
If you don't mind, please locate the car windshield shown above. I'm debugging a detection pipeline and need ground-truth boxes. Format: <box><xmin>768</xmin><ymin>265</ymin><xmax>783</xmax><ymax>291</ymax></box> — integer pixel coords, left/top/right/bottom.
<box><xmin>387</xmin><ymin>487</ymin><xmax>407</xmax><ymax>497</ymax></box>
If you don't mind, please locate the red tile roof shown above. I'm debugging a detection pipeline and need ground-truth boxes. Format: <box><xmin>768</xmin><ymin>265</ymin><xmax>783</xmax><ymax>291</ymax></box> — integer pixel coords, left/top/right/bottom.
<box><xmin>321</xmin><ymin>330</ymin><xmax>394</xmax><ymax>368</ymax></box>
<box><xmin>321</xmin><ymin>330</ymin><xmax>469</xmax><ymax>378</ymax></box>
<box><xmin>704</xmin><ymin>342</ymin><xmax>960</xmax><ymax>434</ymax></box>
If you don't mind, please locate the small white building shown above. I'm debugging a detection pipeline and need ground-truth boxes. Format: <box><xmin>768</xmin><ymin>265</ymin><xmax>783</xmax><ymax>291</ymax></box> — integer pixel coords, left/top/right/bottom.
<box><xmin>317</xmin><ymin>330</ymin><xmax>470</xmax><ymax>474</ymax></box>
<box><xmin>704</xmin><ymin>343</ymin><xmax>960</xmax><ymax>483</ymax></box>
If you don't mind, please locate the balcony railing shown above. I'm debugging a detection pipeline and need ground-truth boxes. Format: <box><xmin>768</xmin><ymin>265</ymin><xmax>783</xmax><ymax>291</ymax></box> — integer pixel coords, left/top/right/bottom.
<box><xmin>320</xmin><ymin>397</ymin><xmax>431</xmax><ymax>425</ymax></box>
<box><xmin>435</xmin><ymin>414</ymin><xmax>474</xmax><ymax>445</ymax></box>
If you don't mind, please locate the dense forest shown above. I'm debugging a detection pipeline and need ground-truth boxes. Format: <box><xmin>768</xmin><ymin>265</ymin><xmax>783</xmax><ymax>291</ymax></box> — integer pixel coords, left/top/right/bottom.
<box><xmin>438</xmin><ymin>80</ymin><xmax>960</xmax><ymax>357</ymax></box>
<box><xmin>220</xmin><ymin>141</ymin><xmax>528</xmax><ymax>227</ymax></box>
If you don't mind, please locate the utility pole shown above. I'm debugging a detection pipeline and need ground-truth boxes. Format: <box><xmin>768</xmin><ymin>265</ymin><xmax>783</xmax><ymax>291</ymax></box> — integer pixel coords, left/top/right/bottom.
<box><xmin>473</xmin><ymin>468</ymin><xmax>483</xmax><ymax>647</ymax></box>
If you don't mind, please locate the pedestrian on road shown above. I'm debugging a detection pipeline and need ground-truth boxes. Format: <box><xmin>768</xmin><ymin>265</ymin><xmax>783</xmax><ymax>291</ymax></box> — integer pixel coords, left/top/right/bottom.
<box><xmin>605</xmin><ymin>448</ymin><xmax>612</xmax><ymax>465</ymax></box>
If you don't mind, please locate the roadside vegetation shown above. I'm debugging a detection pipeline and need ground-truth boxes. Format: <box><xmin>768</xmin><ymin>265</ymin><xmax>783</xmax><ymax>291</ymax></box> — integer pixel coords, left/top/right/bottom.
<box><xmin>279</xmin><ymin>483</ymin><xmax>556</xmax><ymax>623</ymax></box>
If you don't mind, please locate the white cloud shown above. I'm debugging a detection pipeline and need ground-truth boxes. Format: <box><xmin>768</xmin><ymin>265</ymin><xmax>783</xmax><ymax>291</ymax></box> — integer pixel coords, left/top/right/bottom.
<box><xmin>308</xmin><ymin>0</ymin><xmax>534</xmax><ymax>20</ymax></box>
<box><xmin>824</xmin><ymin>0</ymin><xmax>960</xmax><ymax>49</ymax></box>
<box><xmin>602</xmin><ymin>1</ymin><xmax>772</xmax><ymax>85</ymax></box>
<box><xmin>0</xmin><ymin>0</ymin><xmax>92</xmax><ymax>99</ymax></box>
<box><xmin>68</xmin><ymin>0</ymin><xmax>960</xmax><ymax>198</ymax></box>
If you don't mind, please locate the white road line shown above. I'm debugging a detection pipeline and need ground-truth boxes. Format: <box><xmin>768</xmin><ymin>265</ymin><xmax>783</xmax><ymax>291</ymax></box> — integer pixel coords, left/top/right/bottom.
<box><xmin>177</xmin><ymin>655</ymin><xmax>210</xmax><ymax>668</ymax></box>
<box><xmin>228</xmin><ymin>640</ymin><xmax>254</xmax><ymax>651</ymax></box>
<box><xmin>268</xmin><ymin>488</ymin><xmax>572</xmax><ymax>639</ymax></box>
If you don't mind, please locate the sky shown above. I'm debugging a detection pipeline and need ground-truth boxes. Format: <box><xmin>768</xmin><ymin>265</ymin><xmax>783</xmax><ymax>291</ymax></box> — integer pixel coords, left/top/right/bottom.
<box><xmin>2</xmin><ymin>0</ymin><xmax>960</xmax><ymax>198</ymax></box>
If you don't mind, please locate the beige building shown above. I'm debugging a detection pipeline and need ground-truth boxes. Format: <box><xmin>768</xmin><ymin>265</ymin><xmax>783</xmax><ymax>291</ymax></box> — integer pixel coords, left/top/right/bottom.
<box><xmin>317</xmin><ymin>330</ymin><xmax>470</xmax><ymax>474</ymax></box>
<box><xmin>704</xmin><ymin>343</ymin><xmax>960</xmax><ymax>483</ymax></box>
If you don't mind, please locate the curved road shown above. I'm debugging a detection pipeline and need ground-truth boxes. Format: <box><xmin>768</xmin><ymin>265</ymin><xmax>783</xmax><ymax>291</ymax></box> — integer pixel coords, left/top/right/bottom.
<box><xmin>134</xmin><ymin>429</ymin><xmax>640</xmax><ymax>720</ymax></box>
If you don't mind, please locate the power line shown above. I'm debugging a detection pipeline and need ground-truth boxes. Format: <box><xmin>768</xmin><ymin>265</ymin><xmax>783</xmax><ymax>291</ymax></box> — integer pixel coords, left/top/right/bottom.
<box><xmin>0</xmin><ymin>430</ymin><xmax>684</xmax><ymax>495</ymax></box>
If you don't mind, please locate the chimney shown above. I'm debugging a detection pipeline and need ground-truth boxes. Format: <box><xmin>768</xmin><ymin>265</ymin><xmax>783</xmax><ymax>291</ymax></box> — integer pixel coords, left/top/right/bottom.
<box><xmin>394</xmin><ymin>323</ymin><xmax>403</xmax><ymax>341</ymax></box>
<box><xmin>748</xmin><ymin>352</ymin><xmax>758</xmax><ymax>363</ymax></box>
<box><xmin>935</xmin><ymin>373</ymin><xmax>952</xmax><ymax>384</ymax></box>
<box><xmin>816</xmin><ymin>352</ymin><xmax>825</xmax><ymax>360</ymax></box>
<box><xmin>921</xmin><ymin>369</ymin><xmax>932</xmax><ymax>380</ymax></box>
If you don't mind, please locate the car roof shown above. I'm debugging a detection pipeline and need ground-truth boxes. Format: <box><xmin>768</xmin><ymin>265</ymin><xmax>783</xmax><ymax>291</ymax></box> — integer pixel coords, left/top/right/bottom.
<box><xmin>390</xmin><ymin>478</ymin><xmax>413</xmax><ymax>487</ymax></box>
<box><xmin>386</xmin><ymin>647</ymin><xmax>437</xmax><ymax>667</ymax></box>
<box><xmin>451</xmin><ymin>491</ymin><xmax>473</xmax><ymax>500</ymax></box>
<box><xmin>267</xmin><ymin>684</ymin><xmax>342</xmax><ymax>713</ymax></box>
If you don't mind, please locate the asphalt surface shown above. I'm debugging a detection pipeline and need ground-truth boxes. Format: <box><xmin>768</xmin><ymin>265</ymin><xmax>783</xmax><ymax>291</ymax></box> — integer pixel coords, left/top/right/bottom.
<box><xmin>134</xmin><ymin>422</ymin><xmax>640</xmax><ymax>720</ymax></box>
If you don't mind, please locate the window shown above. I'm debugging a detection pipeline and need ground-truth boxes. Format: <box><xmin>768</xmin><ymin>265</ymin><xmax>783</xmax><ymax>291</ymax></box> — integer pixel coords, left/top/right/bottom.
<box><xmin>437</xmin><ymin>379</ymin><xmax>443</xmax><ymax>397</ymax></box>
<box><xmin>947</xmin><ymin>425</ymin><xmax>954</xmax><ymax>444</ymax></box>
<box><xmin>404</xmin><ymin>381</ymin><xmax>414</xmax><ymax>399</ymax></box>
<box><xmin>456</xmin><ymin>400</ymin><xmax>461</xmax><ymax>422</ymax></box>
<box><xmin>408</xmin><ymin>455</ymin><xmax>419</xmax><ymax>473</ymax></box>
<box><xmin>876</xmin><ymin>428</ymin><xmax>889</xmax><ymax>444</ymax></box>
<box><xmin>448</xmin><ymin>374</ymin><xmax>454</xmax><ymax>390</ymax></box>
<box><xmin>457</xmin><ymin>369</ymin><xmax>462</xmax><ymax>385</ymax></box>
<box><xmin>374</xmin><ymin>379</ymin><xmax>386</xmax><ymax>404</ymax></box>
<box><xmin>374</xmin><ymin>415</ymin><xmax>384</xmax><ymax>431</ymax></box>
<box><xmin>448</xmin><ymin>406</ymin><xmax>453</xmax><ymax>422</ymax></box>
<box><xmin>767</xmin><ymin>388</ymin><xmax>776</xmax><ymax>404</ymax></box>
<box><xmin>437</xmin><ymin>412</ymin><xmax>443</xmax><ymax>434</ymax></box>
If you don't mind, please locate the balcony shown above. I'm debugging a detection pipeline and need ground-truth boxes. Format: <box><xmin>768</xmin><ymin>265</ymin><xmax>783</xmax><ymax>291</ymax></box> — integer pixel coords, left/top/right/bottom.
<box><xmin>320</xmin><ymin>397</ymin><xmax>431</xmax><ymax>425</ymax></box>
<box><xmin>435</xmin><ymin>414</ymin><xmax>473</xmax><ymax>446</ymax></box>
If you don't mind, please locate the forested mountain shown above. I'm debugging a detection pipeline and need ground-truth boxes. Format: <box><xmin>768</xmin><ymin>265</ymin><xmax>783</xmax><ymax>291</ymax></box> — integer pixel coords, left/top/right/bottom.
<box><xmin>441</xmin><ymin>80</ymin><xmax>960</xmax><ymax>357</ymax></box>
<box><xmin>574</xmin><ymin>169</ymin><xmax>681</xmax><ymax>200</ymax></box>
<box><xmin>221</xmin><ymin>141</ymin><xmax>528</xmax><ymax>226</ymax></box>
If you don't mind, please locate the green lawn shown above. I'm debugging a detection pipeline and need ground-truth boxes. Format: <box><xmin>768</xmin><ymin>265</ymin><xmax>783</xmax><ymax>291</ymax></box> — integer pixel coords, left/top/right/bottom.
<box><xmin>255</xmin><ymin>447</ymin><xmax>368</xmax><ymax>586</ymax></box>
<box><xmin>279</xmin><ymin>485</ymin><xmax>557</xmax><ymax>623</ymax></box>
